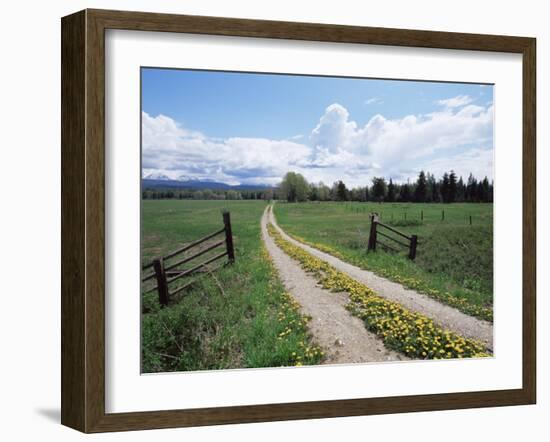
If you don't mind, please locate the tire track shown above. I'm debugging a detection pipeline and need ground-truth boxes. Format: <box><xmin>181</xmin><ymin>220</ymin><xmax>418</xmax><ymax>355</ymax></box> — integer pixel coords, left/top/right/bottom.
<box><xmin>261</xmin><ymin>208</ymin><xmax>406</xmax><ymax>364</ymax></box>
<box><xmin>268</xmin><ymin>206</ymin><xmax>493</xmax><ymax>351</ymax></box>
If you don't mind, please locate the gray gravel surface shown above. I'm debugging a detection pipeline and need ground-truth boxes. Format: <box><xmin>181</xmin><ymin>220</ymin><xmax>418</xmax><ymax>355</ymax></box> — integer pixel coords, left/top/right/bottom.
<box><xmin>268</xmin><ymin>207</ymin><xmax>493</xmax><ymax>351</ymax></box>
<box><xmin>261</xmin><ymin>208</ymin><xmax>406</xmax><ymax>364</ymax></box>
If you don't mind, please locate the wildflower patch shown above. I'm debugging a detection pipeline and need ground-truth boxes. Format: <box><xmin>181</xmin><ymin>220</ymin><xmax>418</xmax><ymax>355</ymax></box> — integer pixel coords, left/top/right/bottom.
<box><xmin>282</xmin><ymin>228</ymin><xmax>492</xmax><ymax>322</ymax></box>
<box><xmin>267</xmin><ymin>224</ymin><xmax>490</xmax><ymax>360</ymax></box>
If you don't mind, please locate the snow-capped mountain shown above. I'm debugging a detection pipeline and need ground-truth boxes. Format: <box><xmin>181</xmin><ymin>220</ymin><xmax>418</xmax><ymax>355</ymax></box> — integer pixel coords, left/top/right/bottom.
<box><xmin>143</xmin><ymin>172</ymin><xmax>171</xmax><ymax>180</ymax></box>
<box><xmin>142</xmin><ymin>176</ymin><xmax>273</xmax><ymax>190</ymax></box>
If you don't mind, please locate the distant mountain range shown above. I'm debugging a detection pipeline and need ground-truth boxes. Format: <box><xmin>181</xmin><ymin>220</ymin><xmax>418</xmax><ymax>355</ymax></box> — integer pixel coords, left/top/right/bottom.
<box><xmin>142</xmin><ymin>174</ymin><xmax>273</xmax><ymax>191</ymax></box>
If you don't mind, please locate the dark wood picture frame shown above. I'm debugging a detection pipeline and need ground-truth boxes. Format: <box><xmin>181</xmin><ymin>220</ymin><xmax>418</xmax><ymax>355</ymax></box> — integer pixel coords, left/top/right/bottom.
<box><xmin>61</xmin><ymin>8</ymin><xmax>536</xmax><ymax>433</ymax></box>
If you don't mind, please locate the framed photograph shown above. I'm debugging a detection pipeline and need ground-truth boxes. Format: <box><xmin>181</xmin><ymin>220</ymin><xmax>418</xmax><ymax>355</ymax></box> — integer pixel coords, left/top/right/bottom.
<box><xmin>61</xmin><ymin>9</ymin><xmax>536</xmax><ymax>433</ymax></box>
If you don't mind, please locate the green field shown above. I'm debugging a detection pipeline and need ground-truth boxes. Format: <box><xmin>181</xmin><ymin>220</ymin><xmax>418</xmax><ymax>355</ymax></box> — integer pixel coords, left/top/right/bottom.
<box><xmin>141</xmin><ymin>200</ymin><xmax>322</xmax><ymax>373</ymax></box>
<box><xmin>274</xmin><ymin>202</ymin><xmax>493</xmax><ymax>320</ymax></box>
<box><xmin>141</xmin><ymin>199</ymin><xmax>493</xmax><ymax>372</ymax></box>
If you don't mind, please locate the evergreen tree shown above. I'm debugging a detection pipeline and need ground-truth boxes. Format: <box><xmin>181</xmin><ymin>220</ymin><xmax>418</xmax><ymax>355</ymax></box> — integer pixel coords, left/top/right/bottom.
<box><xmin>371</xmin><ymin>177</ymin><xmax>387</xmax><ymax>202</ymax></box>
<box><xmin>448</xmin><ymin>170</ymin><xmax>458</xmax><ymax>203</ymax></box>
<box><xmin>482</xmin><ymin>177</ymin><xmax>490</xmax><ymax>202</ymax></box>
<box><xmin>387</xmin><ymin>178</ymin><xmax>396</xmax><ymax>202</ymax></box>
<box><xmin>336</xmin><ymin>180</ymin><xmax>348</xmax><ymax>201</ymax></box>
<box><xmin>427</xmin><ymin>172</ymin><xmax>438</xmax><ymax>202</ymax></box>
<box><xmin>414</xmin><ymin>171</ymin><xmax>428</xmax><ymax>202</ymax></box>
<box><xmin>476</xmin><ymin>181</ymin><xmax>484</xmax><ymax>202</ymax></box>
<box><xmin>457</xmin><ymin>176</ymin><xmax>465</xmax><ymax>202</ymax></box>
<box><xmin>441</xmin><ymin>172</ymin><xmax>450</xmax><ymax>203</ymax></box>
<box><xmin>308</xmin><ymin>183</ymin><xmax>319</xmax><ymax>201</ymax></box>
<box><xmin>269</xmin><ymin>170</ymin><xmax>491</xmax><ymax>204</ymax></box>
<box><xmin>399</xmin><ymin>183</ymin><xmax>412</xmax><ymax>202</ymax></box>
<box><xmin>466</xmin><ymin>173</ymin><xmax>477</xmax><ymax>202</ymax></box>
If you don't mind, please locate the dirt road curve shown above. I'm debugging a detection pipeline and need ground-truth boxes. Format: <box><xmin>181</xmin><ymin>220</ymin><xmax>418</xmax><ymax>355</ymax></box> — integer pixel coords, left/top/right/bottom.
<box><xmin>261</xmin><ymin>208</ymin><xmax>406</xmax><ymax>364</ymax></box>
<box><xmin>268</xmin><ymin>207</ymin><xmax>493</xmax><ymax>351</ymax></box>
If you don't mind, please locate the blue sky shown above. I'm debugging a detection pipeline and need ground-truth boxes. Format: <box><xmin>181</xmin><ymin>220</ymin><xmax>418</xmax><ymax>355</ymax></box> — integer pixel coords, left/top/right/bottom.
<box><xmin>141</xmin><ymin>67</ymin><xmax>494</xmax><ymax>187</ymax></box>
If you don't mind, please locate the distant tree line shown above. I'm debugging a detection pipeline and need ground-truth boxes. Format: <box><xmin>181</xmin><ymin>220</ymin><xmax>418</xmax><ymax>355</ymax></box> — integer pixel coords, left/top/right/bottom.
<box><xmin>279</xmin><ymin>170</ymin><xmax>493</xmax><ymax>204</ymax></box>
<box><xmin>142</xmin><ymin>170</ymin><xmax>493</xmax><ymax>203</ymax></box>
<box><xmin>142</xmin><ymin>188</ymin><xmax>275</xmax><ymax>201</ymax></box>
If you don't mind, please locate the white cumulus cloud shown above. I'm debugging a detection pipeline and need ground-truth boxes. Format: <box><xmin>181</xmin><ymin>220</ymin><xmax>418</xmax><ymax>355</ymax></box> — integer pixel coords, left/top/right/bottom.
<box><xmin>142</xmin><ymin>96</ymin><xmax>493</xmax><ymax>188</ymax></box>
<box><xmin>142</xmin><ymin>112</ymin><xmax>311</xmax><ymax>185</ymax></box>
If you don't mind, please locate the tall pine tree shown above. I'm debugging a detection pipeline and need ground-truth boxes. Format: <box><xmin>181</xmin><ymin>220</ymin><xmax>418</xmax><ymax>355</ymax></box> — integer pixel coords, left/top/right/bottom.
<box><xmin>387</xmin><ymin>178</ymin><xmax>396</xmax><ymax>202</ymax></box>
<box><xmin>336</xmin><ymin>180</ymin><xmax>348</xmax><ymax>201</ymax></box>
<box><xmin>448</xmin><ymin>170</ymin><xmax>458</xmax><ymax>203</ymax></box>
<box><xmin>399</xmin><ymin>183</ymin><xmax>412</xmax><ymax>202</ymax></box>
<box><xmin>414</xmin><ymin>171</ymin><xmax>428</xmax><ymax>202</ymax></box>
<box><xmin>441</xmin><ymin>172</ymin><xmax>450</xmax><ymax>203</ymax></box>
<box><xmin>371</xmin><ymin>177</ymin><xmax>387</xmax><ymax>202</ymax></box>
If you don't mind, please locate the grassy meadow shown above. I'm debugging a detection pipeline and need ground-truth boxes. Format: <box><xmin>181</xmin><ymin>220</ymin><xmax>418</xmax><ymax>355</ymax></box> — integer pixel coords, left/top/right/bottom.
<box><xmin>141</xmin><ymin>199</ymin><xmax>493</xmax><ymax>373</ymax></box>
<box><xmin>274</xmin><ymin>202</ymin><xmax>493</xmax><ymax>320</ymax></box>
<box><xmin>141</xmin><ymin>199</ymin><xmax>322</xmax><ymax>373</ymax></box>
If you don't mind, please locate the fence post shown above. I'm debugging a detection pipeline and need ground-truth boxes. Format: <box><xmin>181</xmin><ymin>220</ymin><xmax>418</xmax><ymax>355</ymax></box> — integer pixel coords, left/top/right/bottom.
<box><xmin>441</xmin><ymin>210</ymin><xmax>445</xmax><ymax>221</ymax></box>
<box><xmin>421</xmin><ymin>210</ymin><xmax>423</xmax><ymax>221</ymax></box>
<box><xmin>223</xmin><ymin>211</ymin><xmax>235</xmax><ymax>263</ymax></box>
<box><xmin>367</xmin><ymin>214</ymin><xmax>378</xmax><ymax>252</ymax></box>
<box><xmin>153</xmin><ymin>258</ymin><xmax>169</xmax><ymax>307</ymax></box>
<box><xmin>469</xmin><ymin>215</ymin><xmax>472</xmax><ymax>225</ymax></box>
<box><xmin>409</xmin><ymin>235</ymin><xmax>418</xmax><ymax>260</ymax></box>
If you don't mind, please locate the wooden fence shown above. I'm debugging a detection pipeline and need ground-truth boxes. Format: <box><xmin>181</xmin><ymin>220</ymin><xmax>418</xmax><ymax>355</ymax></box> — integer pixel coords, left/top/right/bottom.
<box><xmin>345</xmin><ymin>205</ymin><xmax>480</xmax><ymax>226</ymax></box>
<box><xmin>141</xmin><ymin>211</ymin><xmax>235</xmax><ymax>306</ymax></box>
<box><xmin>367</xmin><ymin>213</ymin><xmax>418</xmax><ymax>260</ymax></box>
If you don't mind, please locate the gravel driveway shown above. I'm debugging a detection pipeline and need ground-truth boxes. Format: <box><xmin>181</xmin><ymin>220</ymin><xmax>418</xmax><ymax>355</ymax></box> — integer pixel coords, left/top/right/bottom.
<box><xmin>268</xmin><ymin>206</ymin><xmax>493</xmax><ymax>351</ymax></box>
<box><xmin>261</xmin><ymin>208</ymin><xmax>405</xmax><ymax>364</ymax></box>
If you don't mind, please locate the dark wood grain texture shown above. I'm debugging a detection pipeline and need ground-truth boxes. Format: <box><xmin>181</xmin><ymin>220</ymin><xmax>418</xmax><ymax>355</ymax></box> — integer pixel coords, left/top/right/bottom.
<box><xmin>61</xmin><ymin>10</ymin><xmax>86</xmax><ymax>431</ymax></box>
<box><xmin>61</xmin><ymin>8</ymin><xmax>536</xmax><ymax>433</ymax></box>
<box><xmin>522</xmin><ymin>37</ymin><xmax>536</xmax><ymax>404</ymax></box>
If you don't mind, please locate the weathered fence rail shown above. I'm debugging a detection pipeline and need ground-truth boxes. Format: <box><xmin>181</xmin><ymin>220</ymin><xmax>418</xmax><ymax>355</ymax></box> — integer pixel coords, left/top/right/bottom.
<box><xmin>142</xmin><ymin>211</ymin><xmax>235</xmax><ymax>306</ymax></box>
<box><xmin>367</xmin><ymin>213</ymin><xmax>418</xmax><ymax>260</ymax></box>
